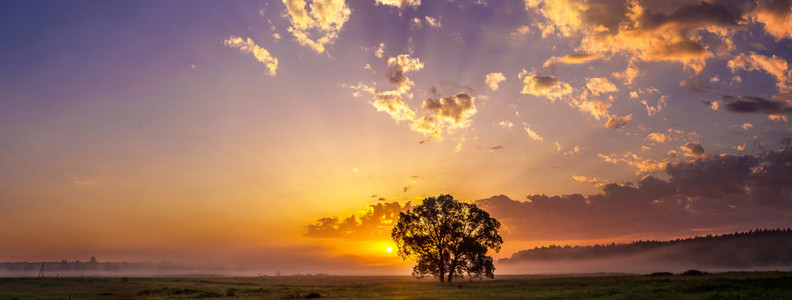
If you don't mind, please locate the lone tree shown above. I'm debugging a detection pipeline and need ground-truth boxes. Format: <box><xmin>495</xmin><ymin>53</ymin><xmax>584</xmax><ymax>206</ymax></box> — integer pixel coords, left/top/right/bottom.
<box><xmin>391</xmin><ymin>194</ymin><xmax>502</xmax><ymax>282</ymax></box>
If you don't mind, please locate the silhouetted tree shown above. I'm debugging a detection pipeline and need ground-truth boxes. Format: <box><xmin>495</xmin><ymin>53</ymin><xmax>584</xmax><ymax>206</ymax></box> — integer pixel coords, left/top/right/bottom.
<box><xmin>391</xmin><ymin>194</ymin><xmax>502</xmax><ymax>282</ymax></box>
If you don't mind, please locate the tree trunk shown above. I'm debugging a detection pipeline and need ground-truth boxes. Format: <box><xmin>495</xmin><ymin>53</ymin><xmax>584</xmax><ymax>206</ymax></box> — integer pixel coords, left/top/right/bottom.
<box><xmin>447</xmin><ymin>273</ymin><xmax>453</xmax><ymax>283</ymax></box>
<box><xmin>439</xmin><ymin>271</ymin><xmax>445</xmax><ymax>283</ymax></box>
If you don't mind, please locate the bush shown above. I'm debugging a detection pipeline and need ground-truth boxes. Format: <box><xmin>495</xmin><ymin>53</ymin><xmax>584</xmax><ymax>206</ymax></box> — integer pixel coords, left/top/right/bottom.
<box><xmin>649</xmin><ymin>272</ymin><xmax>674</xmax><ymax>277</ymax></box>
<box><xmin>682</xmin><ymin>269</ymin><xmax>706</xmax><ymax>276</ymax></box>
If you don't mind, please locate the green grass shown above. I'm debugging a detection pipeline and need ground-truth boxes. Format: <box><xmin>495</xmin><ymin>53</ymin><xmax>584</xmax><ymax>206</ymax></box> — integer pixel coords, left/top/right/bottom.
<box><xmin>1</xmin><ymin>272</ymin><xmax>791</xmax><ymax>299</ymax></box>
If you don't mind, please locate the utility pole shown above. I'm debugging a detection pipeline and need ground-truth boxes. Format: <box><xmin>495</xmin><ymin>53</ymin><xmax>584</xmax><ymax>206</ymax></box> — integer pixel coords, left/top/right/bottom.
<box><xmin>38</xmin><ymin>263</ymin><xmax>44</xmax><ymax>278</ymax></box>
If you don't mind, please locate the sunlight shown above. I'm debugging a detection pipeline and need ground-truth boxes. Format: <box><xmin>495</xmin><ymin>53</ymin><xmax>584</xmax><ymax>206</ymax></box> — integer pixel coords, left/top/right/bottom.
<box><xmin>386</xmin><ymin>247</ymin><xmax>393</xmax><ymax>253</ymax></box>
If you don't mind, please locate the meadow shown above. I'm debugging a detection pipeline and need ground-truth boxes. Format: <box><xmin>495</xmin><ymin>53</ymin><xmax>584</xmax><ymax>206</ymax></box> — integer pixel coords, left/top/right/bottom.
<box><xmin>1</xmin><ymin>271</ymin><xmax>791</xmax><ymax>299</ymax></box>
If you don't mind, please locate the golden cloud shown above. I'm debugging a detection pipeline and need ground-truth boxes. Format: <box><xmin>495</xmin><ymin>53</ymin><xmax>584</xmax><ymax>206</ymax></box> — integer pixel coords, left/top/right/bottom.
<box><xmin>747</xmin><ymin>0</ymin><xmax>792</xmax><ymax>41</ymax></box>
<box><xmin>282</xmin><ymin>0</ymin><xmax>351</xmax><ymax>53</ymax></box>
<box><xmin>224</xmin><ymin>36</ymin><xmax>279</xmax><ymax>76</ymax></box>
<box><xmin>485</xmin><ymin>72</ymin><xmax>506</xmax><ymax>91</ymax></box>
<box><xmin>728</xmin><ymin>52</ymin><xmax>792</xmax><ymax>94</ymax></box>
<box><xmin>586</xmin><ymin>77</ymin><xmax>618</xmax><ymax>95</ymax></box>
<box><xmin>374</xmin><ymin>0</ymin><xmax>420</xmax><ymax>9</ymax></box>
<box><xmin>518</xmin><ymin>71</ymin><xmax>572</xmax><ymax>101</ymax></box>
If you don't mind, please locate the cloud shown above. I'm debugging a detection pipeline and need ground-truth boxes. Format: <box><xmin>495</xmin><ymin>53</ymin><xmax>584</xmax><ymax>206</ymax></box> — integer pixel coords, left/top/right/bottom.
<box><xmin>572</xmin><ymin>175</ymin><xmax>603</xmax><ymax>185</ymax></box>
<box><xmin>371</xmin><ymin>45</ymin><xmax>425</xmax><ymax>94</ymax></box>
<box><xmin>224</xmin><ymin>36</ymin><xmax>279</xmax><ymax>76</ymax></box>
<box><xmin>612</xmin><ymin>61</ymin><xmax>640</xmax><ymax>85</ymax></box>
<box><xmin>586</xmin><ymin>77</ymin><xmax>618</xmax><ymax>95</ymax></box>
<box><xmin>646</xmin><ymin>133</ymin><xmax>669</xmax><ymax>143</ymax></box>
<box><xmin>282</xmin><ymin>0</ymin><xmax>351</xmax><ymax>53</ymax></box>
<box><xmin>641</xmin><ymin>96</ymin><xmax>667</xmax><ymax>116</ymax></box>
<box><xmin>769</xmin><ymin>114</ymin><xmax>789</xmax><ymax>122</ymax></box>
<box><xmin>424</xmin><ymin>16</ymin><xmax>442</xmax><ymax>28</ymax></box>
<box><xmin>605</xmin><ymin>114</ymin><xmax>631</xmax><ymax>129</ymax></box>
<box><xmin>518</xmin><ymin>71</ymin><xmax>572</xmax><ymax>101</ymax></box>
<box><xmin>305</xmin><ymin>202</ymin><xmax>411</xmax><ymax>239</ymax></box>
<box><xmin>598</xmin><ymin>151</ymin><xmax>666</xmax><ymax>174</ymax></box>
<box><xmin>564</xmin><ymin>145</ymin><xmax>582</xmax><ymax>157</ymax></box>
<box><xmin>747</xmin><ymin>0</ymin><xmax>792</xmax><ymax>41</ymax></box>
<box><xmin>702</xmin><ymin>99</ymin><xmax>720</xmax><ymax>110</ymax></box>
<box><xmin>351</xmin><ymin>48</ymin><xmax>475</xmax><ymax>142</ymax></box>
<box><xmin>372</xmin><ymin>90</ymin><xmax>417</xmax><ymax>121</ymax></box>
<box><xmin>510</xmin><ymin>25</ymin><xmax>531</xmax><ymax>37</ymax></box>
<box><xmin>422</xmin><ymin>93</ymin><xmax>477</xmax><ymax>126</ymax></box>
<box><xmin>526</xmin><ymin>0</ymin><xmax>743</xmax><ymax>72</ymax></box>
<box><xmin>374</xmin><ymin>0</ymin><xmax>421</xmax><ymax>9</ymax></box>
<box><xmin>741</xmin><ymin>123</ymin><xmax>753</xmax><ymax>131</ymax></box>
<box><xmin>498</xmin><ymin>121</ymin><xmax>514</xmax><ymax>129</ymax></box>
<box><xmin>721</xmin><ymin>95</ymin><xmax>792</xmax><ymax>114</ymax></box>
<box><xmin>727</xmin><ymin>52</ymin><xmax>792</xmax><ymax>94</ymax></box>
<box><xmin>475</xmin><ymin>142</ymin><xmax>792</xmax><ymax>240</ymax></box>
<box><xmin>543</xmin><ymin>53</ymin><xmax>603</xmax><ymax>67</ymax></box>
<box><xmin>681</xmin><ymin>142</ymin><xmax>707</xmax><ymax>159</ymax></box>
<box><xmin>523</xmin><ymin>123</ymin><xmax>544</xmax><ymax>142</ymax></box>
<box><xmin>410</xmin><ymin>17</ymin><xmax>423</xmax><ymax>30</ymax></box>
<box><xmin>577</xmin><ymin>99</ymin><xmax>611</xmax><ymax>120</ymax></box>
<box><xmin>485</xmin><ymin>72</ymin><xmax>506</xmax><ymax>91</ymax></box>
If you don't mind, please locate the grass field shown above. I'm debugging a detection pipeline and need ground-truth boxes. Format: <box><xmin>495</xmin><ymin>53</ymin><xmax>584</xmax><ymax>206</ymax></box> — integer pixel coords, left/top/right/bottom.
<box><xmin>1</xmin><ymin>272</ymin><xmax>791</xmax><ymax>299</ymax></box>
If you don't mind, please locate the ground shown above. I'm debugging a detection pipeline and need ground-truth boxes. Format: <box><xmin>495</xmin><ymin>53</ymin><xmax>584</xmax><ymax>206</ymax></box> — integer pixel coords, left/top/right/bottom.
<box><xmin>1</xmin><ymin>272</ymin><xmax>791</xmax><ymax>299</ymax></box>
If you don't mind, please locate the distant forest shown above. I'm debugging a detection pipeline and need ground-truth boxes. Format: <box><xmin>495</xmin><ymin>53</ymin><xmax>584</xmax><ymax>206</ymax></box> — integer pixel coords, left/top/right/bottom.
<box><xmin>500</xmin><ymin>228</ymin><xmax>792</xmax><ymax>268</ymax></box>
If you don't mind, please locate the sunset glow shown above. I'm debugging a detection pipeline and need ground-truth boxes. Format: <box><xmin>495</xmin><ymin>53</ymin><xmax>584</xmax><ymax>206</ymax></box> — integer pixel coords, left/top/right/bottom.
<box><xmin>1</xmin><ymin>0</ymin><xmax>791</xmax><ymax>276</ymax></box>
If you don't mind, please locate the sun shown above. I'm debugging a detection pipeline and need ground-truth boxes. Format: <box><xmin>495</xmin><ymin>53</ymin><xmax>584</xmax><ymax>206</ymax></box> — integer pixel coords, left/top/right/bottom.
<box><xmin>386</xmin><ymin>247</ymin><xmax>393</xmax><ymax>253</ymax></box>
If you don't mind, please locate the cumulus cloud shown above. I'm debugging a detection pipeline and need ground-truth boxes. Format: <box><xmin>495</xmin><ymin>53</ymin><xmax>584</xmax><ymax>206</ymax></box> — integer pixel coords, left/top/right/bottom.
<box><xmin>374</xmin><ymin>0</ymin><xmax>421</xmax><ymax>9</ymax></box>
<box><xmin>369</xmin><ymin>44</ymin><xmax>425</xmax><ymax>95</ymax></box>
<box><xmin>476</xmin><ymin>142</ymin><xmax>792</xmax><ymax>240</ymax></box>
<box><xmin>747</xmin><ymin>0</ymin><xmax>792</xmax><ymax>41</ymax></box>
<box><xmin>224</xmin><ymin>36</ymin><xmax>279</xmax><ymax>76</ymax></box>
<box><xmin>305</xmin><ymin>202</ymin><xmax>411</xmax><ymax>239</ymax></box>
<box><xmin>728</xmin><ymin>52</ymin><xmax>792</xmax><ymax>94</ymax></box>
<box><xmin>485</xmin><ymin>72</ymin><xmax>506</xmax><ymax>91</ymax></box>
<box><xmin>721</xmin><ymin>95</ymin><xmax>792</xmax><ymax>114</ymax></box>
<box><xmin>422</xmin><ymin>93</ymin><xmax>477</xmax><ymax>126</ymax></box>
<box><xmin>526</xmin><ymin>0</ymin><xmax>743</xmax><ymax>73</ymax></box>
<box><xmin>682</xmin><ymin>142</ymin><xmax>707</xmax><ymax>159</ymax></box>
<box><xmin>586</xmin><ymin>77</ymin><xmax>618</xmax><ymax>95</ymax></box>
<box><xmin>577</xmin><ymin>99</ymin><xmax>611</xmax><ymax>120</ymax></box>
<box><xmin>518</xmin><ymin>71</ymin><xmax>572</xmax><ymax>101</ymax></box>
<box><xmin>282</xmin><ymin>0</ymin><xmax>351</xmax><ymax>53</ymax></box>
<box><xmin>372</xmin><ymin>90</ymin><xmax>417</xmax><ymax>121</ymax></box>
<box><xmin>646</xmin><ymin>133</ymin><xmax>669</xmax><ymax>143</ymax></box>
<box><xmin>605</xmin><ymin>114</ymin><xmax>631</xmax><ymax>129</ymax></box>
<box><xmin>351</xmin><ymin>47</ymin><xmax>475</xmax><ymax>142</ymax></box>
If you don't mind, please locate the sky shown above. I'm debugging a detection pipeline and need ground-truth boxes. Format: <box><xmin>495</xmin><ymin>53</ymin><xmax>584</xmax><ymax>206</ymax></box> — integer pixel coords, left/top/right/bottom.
<box><xmin>1</xmin><ymin>0</ymin><xmax>791</xmax><ymax>275</ymax></box>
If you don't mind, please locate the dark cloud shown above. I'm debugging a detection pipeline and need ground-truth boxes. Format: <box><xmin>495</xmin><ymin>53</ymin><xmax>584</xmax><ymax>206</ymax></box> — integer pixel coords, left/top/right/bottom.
<box><xmin>475</xmin><ymin>142</ymin><xmax>792</xmax><ymax>240</ymax></box>
<box><xmin>638</xmin><ymin>2</ymin><xmax>742</xmax><ymax>30</ymax></box>
<box><xmin>605</xmin><ymin>114</ymin><xmax>632</xmax><ymax>128</ymax></box>
<box><xmin>305</xmin><ymin>202</ymin><xmax>411</xmax><ymax>239</ymax></box>
<box><xmin>422</xmin><ymin>93</ymin><xmax>476</xmax><ymax>125</ymax></box>
<box><xmin>491</xmin><ymin>145</ymin><xmax>504</xmax><ymax>150</ymax></box>
<box><xmin>682</xmin><ymin>142</ymin><xmax>707</xmax><ymax>159</ymax></box>
<box><xmin>722</xmin><ymin>95</ymin><xmax>792</xmax><ymax>114</ymax></box>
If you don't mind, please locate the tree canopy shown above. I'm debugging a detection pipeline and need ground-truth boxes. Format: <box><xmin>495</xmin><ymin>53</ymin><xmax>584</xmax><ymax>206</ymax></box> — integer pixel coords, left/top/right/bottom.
<box><xmin>391</xmin><ymin>194</ymin><xmax>502</xmax><ymax>282</ymax></box>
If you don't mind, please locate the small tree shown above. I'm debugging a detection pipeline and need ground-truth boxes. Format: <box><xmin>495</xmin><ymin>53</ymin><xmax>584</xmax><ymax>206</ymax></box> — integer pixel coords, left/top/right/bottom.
<box><xmin>391</xmin><ymin>194</ymin><xmax>502</xmax><ymax>282</ymax></box>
